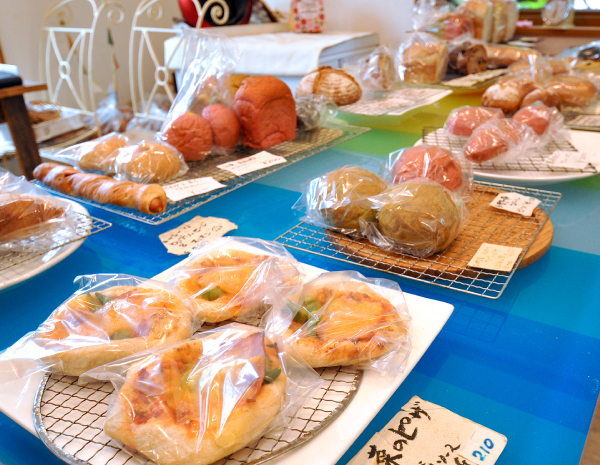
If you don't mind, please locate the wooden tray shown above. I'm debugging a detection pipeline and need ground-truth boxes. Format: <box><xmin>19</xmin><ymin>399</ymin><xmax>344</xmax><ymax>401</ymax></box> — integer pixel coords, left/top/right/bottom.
<box><xmin>326</xmin><ymin>185</ymin><xmax>552</xmax><ymax>281</ymax></box>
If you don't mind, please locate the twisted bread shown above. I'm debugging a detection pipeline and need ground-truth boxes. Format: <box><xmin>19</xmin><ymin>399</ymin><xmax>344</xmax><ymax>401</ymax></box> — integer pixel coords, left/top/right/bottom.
<box><xmin>33</xmin><ymin>163</ymin><xmax>167</xmax><ymax>215</ymax></box>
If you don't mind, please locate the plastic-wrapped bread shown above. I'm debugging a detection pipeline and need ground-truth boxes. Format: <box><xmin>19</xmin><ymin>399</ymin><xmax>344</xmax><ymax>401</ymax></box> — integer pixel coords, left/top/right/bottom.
<box><xmin>456</xmin><ymin>0</ymin><xmax>493</xmax><ymax>42</ymax></box>
<box><xmin>33</xmin><ymin>163</ymin><xmax>167</xmax><ymax>215</ymax></box>
<box><xmin>398</xmin><ymin>32</ymin><xmax>449</xmax><ymax>84</ymax></box>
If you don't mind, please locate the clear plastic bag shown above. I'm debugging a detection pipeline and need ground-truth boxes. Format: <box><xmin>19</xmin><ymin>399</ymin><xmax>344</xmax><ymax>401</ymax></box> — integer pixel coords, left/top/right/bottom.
<box><xmin>513</xmin><ymin>102</ymin><xmax>566</xmax><ymax>142</ymax></box>
<box><xmin>482</xmin><ymin>73</ymin><xmax>540</xmax><ymax>113</ymax></box>
<box><xmin>162</xmin><ymin>237</ymin><xmax>305</xmax><ymax>324</ymax></box>
<box><xmin>397</xmin><ymin>31</ymin><xmax>449</xmax><ymax>84</ymax></box>
<box><xmin>158</xmin><ymin>28</ymin><xmax>241</xmax><ymax>161</ymax></box>
<box><xmin>295</xmin><ymin>95</ymin><xmax>338</xmax><ymax>132</ymax></box>
<box><xmin>356</xmin><ymin>45</ymin><xmax>398</xmax><ymax>91</ymax></box>
<box><xmin>0</xmin><ymin>168</ymin><xmax>77</xmax><ymax>248</ymax></box>
<box><xmin>463</xmin><ymin>118</ymin><xmax>536</xmax><ymax>163</ymax></box>
<box><xmin>262</xmin><ymin>270</ymin><xmax>412</xmax><ymax>376</ymax></box>
<box><xmin>385</xmin><ymin>145</ymin><xmax>473</xmax><ymax>199</ymax></box>
<box><xmin>455</xmin><ymin>0</ymin><xmax>493</xmax><ymax>42</ymax></box>
<box><xmin>112</xmin><ymin>140</ymin><xmax>188</xmax><ymax>184</ymax></box>
<box><xmin>363</xmin><ymin>180</ymin><xmax>466</xmax><ymax>258</ymax></box>
<box><xmin>444</xmin><ymin>105</ymin><xmax>504</xmax><ymax>136</ymax></box>
<box><xmin>80</xmin><ymin>323</ymin><xmax>322</xmax><ymax>465</ymax></box>
<box><xmin>51</xmin><ymin>132</ymin><xmax>128</xmax><ymax>173</ymax></box>
<box><xmin>84</xmin><ymin>87</ymin><xmax>127</xmax><ymax>135</ymax></box>
<box><xmin>0</xmin><ymin>274</ymin><xmax>200</xmax><ymax>379</ymax></box>
<box><xmin>295</xmin><ymin>166</ymin><xmax>388</xmax><ymax>235</ymax></box>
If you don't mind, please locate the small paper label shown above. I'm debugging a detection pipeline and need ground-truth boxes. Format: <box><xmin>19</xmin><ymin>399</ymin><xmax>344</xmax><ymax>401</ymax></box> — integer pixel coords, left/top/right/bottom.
<box><xmin>342</xmin><ymin>88</ymin><xmax>451</xmax><ymax>116</ymax></box>
<box><xmin>568</xmin><ymin>115</ymin><xmax>600</xmax><ymax>128</ymax></box>
<box><xmin>163</xmin><ymin>177</ymin><xmax>226</xmax><ymax>202</ymax></box>
<box><xmin>217</xmin><ymin>151</ymin><xmax>286</xmax><ymax>176</ymax></box>
<box><xmin>459</xmin><ymin>426</ymin><xmax>507</xmax><ymax>465</ymax></box>
<box><xmin>443</xmin><ymin>69</ymin><xmax>507</xmax><ymax>87</ymax></box>
<box><xmin>469</xmin><ymin>243</ymin><xmax>523</xmax><ymax>272</ymax></box>
<box><xmin>546</xmin><ymin>150</ymin><xmax>600</xmax><ymax>171</ymax></box>
<box><xmin>348</xmin><ymin>396</ymin><xmax>507</xmax><ymax>465</ymax></box>
<box><xmin>489</xmin><ymin>192</ymin><xmax>541</xmax><ymax>217</ymax></box>
<box><xmin>159</xmin><ymin>216</ymin><xmax>238</xmax><ymax>255</ymax></box>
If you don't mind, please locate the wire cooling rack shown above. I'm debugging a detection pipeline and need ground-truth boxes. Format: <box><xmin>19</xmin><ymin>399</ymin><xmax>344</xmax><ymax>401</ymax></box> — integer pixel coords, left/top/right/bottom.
<box><xmin>422</xmin><ymin>127</ymin><xmax>596</xmax><ymax>174</ymax></box>
<box><xmin>36</xmin><ymin>124</ymin><xmax>369</xmax><ymax>225</ymax></box>
<box><xmin>276</xmin><ymin>182</ymin><xmax>562</xmax><ymax>299</ymax></box>
<box><xmin>34</xmin><ymin>366</ymin><xmax>362</xmax><ymax>465</ymax></box>
<box><xmin>0</xmin><ymin>212</ymin><xmax>111</xmax><ymax>272</ymax></box>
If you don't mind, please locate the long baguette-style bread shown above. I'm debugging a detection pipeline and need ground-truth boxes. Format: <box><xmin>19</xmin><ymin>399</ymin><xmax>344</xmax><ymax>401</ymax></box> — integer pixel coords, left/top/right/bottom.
<box><xmin>33</xmin><ymin>162</ymin><xmax>167</xmax><ymax>215</ymax></box>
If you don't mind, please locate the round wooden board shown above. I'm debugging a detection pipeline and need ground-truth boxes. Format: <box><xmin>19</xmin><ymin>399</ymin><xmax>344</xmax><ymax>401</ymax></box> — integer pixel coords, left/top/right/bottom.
<box><xmin>325</xmin><ymin>185</ymin><xmax>553</xmax><ymax>280</ymax></box>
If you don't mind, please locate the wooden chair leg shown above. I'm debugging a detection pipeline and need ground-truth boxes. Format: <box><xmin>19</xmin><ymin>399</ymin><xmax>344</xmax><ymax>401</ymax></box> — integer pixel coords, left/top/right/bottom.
<box><xmin>0</xmin><ymin>95</ymin><xmax>41</xmax><ymax>179</ymax></box>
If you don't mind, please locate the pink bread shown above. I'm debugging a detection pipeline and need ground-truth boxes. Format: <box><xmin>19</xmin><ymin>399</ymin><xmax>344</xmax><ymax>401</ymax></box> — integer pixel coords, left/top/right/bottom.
<box><xmin>233</xmin><ymin>76</ymin><xmax>297</xmax><ymax>149</ymax></box>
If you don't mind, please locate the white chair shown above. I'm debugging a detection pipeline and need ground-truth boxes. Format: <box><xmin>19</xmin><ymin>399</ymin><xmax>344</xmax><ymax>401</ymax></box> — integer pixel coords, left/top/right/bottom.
<box><xmin>128</xmin><ymin>0</ymin><xmax>231</xmax><ymax>127</ymax></box>
<box><xmin>38</xmin><ymin>0</ymin><xmax>125</xmax><ymax>148</ymax></box>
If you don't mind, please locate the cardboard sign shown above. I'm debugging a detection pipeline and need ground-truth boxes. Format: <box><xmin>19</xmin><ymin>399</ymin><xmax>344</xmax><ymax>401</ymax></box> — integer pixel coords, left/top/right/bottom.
<box><xmin>217</xmin><ymin>151</ymin><xmax>286</xmax><ymax>176</ymax></box>
<box><xmin>159</xmin><ymin>216</ymin><xmax>238</xmax><ymax>255</ymax></box>
<box><xmin>489</xmin><ymin>192</ymin><xmax>541</xmax><ymax>217</ymax></box>
<box><xmin>163</xmin><ymin>177</ymin><xmax>226</xmax><ymax>202</ymax></box>
<box><xmin>468</xmin><ymin>243</ymin><xmax>523</xmax><ymax>272</ymax></box>
<box><xmin>348</xmin><ymin>397</ymin><xmax>506</xmax><ymax>465</ymax></box>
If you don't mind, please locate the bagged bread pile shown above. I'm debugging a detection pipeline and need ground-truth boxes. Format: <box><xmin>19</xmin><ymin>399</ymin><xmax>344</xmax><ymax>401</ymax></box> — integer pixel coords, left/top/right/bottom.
<box><xmin>296</xmin><ymin>157</ymin><xmax>469</xmax><ymax>258</ymax></box>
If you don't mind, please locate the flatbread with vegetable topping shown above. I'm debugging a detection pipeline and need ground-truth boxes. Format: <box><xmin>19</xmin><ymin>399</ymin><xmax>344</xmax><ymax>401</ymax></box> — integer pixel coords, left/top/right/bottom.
<box><xmin>104</xmin><ymin>330</ymin><xmax>286</xmax><ymax>465</ymax></box>
<box><xmin>285</xmin><ymin>282</ymin><xmax>409</xmax><ymax>368</ymax></box>
<box><xmin>36</xmin><ymin>286</ymin><xmax>193</xmax><ymax>376</ymax></box>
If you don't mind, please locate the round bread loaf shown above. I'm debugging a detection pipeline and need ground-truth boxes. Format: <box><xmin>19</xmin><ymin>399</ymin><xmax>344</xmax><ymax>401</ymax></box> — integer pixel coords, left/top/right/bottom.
<box><xmin>77</xmin><ymin>136</ymin><xmax>127</xmax><ymax>172</ymax></box>
<box><xmin>118</xmin><ymin>141</ymin><xmax>182</xmax><ymax>183</ymax></box>
<box><xmin>390</xmin><ymin>145</ymin><xmax>463</xmax><ymax>192</ymax></box>
<box><xmin>164</xmin><ymin>113</ymin><xmax>213</xmax><ymax>161</ymax></box>
<box><xmin>296</xmin><ymin>66</ymin><xmax>362</xmax><ymax>106</ymax></box>
<box><xmin>202</xmin><ymin>104</ymin><xmax>241</xmax><ymax>149</ymax></box>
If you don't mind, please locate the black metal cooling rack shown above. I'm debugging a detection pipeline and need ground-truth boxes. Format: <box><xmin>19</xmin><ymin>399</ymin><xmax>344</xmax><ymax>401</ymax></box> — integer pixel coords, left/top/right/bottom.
<box><xmin>0</xmin><ymin>212</ymin><xmax>111</xmax><ymax>273</ymax></box>
<box><xmin>422</xmin><ymin>127</ymin><xmax>596</xmax><ymax>174</ymax></box>
<box><xmin>36</xmin><ymin>124</ymin><xmax>370</xmax><ymax>225</ymax></box>
<box><xmin>276</xmin><ymin>182</ymin><xmax>562</xmax><ymax>299</ymax></box>
<box><xmin>34</xmin><ymin>366</ymin><xmax>361</xmax><ymax>465</ymax></box>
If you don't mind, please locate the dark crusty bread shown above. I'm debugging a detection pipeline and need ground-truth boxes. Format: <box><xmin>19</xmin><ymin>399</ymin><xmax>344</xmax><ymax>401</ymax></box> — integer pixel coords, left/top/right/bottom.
<box><xmin>233</xmin><ymin>76</ymin><xmax>297</xmax><ymax>150</ymax></box>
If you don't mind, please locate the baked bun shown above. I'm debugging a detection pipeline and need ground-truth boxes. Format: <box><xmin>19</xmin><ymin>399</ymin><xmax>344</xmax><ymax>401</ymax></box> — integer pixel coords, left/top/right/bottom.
<box><xmin>513</xmin><ymin>104</ymin><xmax>557</xmax><ymax>136</ymax></box>
<box><xmin>443</xmin><ymin>14</ymin><xmax>475</xmax><ymax>41</ymax></box>
<box><xmin>520</xmin><ymin>87</ymin><xmax>562</xmax><ymax>108</ymax></box>
<box><xmin>35</xmin><ymin>285</ymin><xmax>194</xmax><ymax>376</ymax></box>
<box><xmin>445</xmin><ymin>106</ymin><xmax>504</xmax><ymax>136</ymax></box>
<box><xmin>234</xmin><ymin>76</ymin><xmax>297</xmax><ymax>149</ymax></box>
<box><xmin>285</xmin><ymin>278</ymin><xmax>409</xmax><ymax>368</ymax></box>
<box><xmin>115</xmin><ymin>141</ymin><xmax>183</xmax><ymax>183</ymax></box>
<box><xmin>296</xmin><ymin>66</ymin><xmax>362</xmax><ymax>105</ymax></box>
<box><xmin>464</xmin><ymin>119</ymin><xmax>531</xmax><ymax>163</ymax></box>
<box><xmin>399</xmin><ymin>37</ymin><xmax>448</xmax><ymax>84</ymax></box>
<box><xmin>390</xmin><ymin>145</ymin><xmax>464</xmax><ymax>192</ymax></box>
<box><xmin>202</xmin><ymin>104</ymin><xmax>241</xmax><ymax>149</ymax></box>
<box><xmin>486</xmin><ymin>45</ymin><xmax>540</xmax><ymax>68</ymax></box>
<box><xmin>359</xmin><ymin>51</ymin><xmax>397</xmax><ymax>90</ymax></box>
<box><xmin>482</xmin><ymin>77</ymin><xmax>538</xmax><ymax>113</ymax></box>
<box><xmin>0</xmin><ymin>194</ymin><xmax>65</xmax><ymax>241</ymax></box>
<box><xmin>103</xmin><ymin>330</ymin><xmax>286</xmax><ymax>465</ymax></box>
<box><xmin>311</xmin><ymin>166</ymin><xmax>388</xmax><ymax>231</ymax></box>
<box><xmin>164</xmin><ymin>113</ymin><xmax>213</xmax><ymax>161</ymax></box>
<box><xmin>448</xmin><ymin>41</ymin><xmax>487</xmax><ymax>76</ymax></box>
<box><xmin>77</xmin><ymin>136</ymin><xmax>127</xmax><ymax>172</ymax></box>
<box><xmin>544</xmin><ymin>76</ymin><xmax>598</xmax><ymax>107</ymax></box>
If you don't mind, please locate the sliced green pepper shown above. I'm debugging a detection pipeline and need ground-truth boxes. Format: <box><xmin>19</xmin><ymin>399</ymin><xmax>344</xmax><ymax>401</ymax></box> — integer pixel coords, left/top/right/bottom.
<box><xmin>110</xmin><ymin>329</ymin><xmax>134</xmax><ymax>340</ymax></box>
<box><xmin>263</xmin><ymin>356</ymin><xmax>281</xmax><ymax>384</ymax></box>
<box><xmin>95</xmin><ymin>292</ymin><xmax>113</xmax><ymax>306</ymax></box>
<box><xmin>200</xmin><ymin>286</ymin><xmax>224</xmax><ymax>301</ymax></box>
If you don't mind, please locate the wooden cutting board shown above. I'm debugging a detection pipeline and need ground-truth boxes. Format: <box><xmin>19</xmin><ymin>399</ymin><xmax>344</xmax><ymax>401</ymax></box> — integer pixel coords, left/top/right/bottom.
<box><xmin>326</xmin><ymin>185</ymin><xmax>553</xmax><ymax>280</ymax></box>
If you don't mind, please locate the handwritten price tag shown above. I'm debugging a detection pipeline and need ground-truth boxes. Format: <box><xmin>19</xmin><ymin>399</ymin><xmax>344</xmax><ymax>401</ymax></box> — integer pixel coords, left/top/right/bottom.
<box><xmin>459</xmin><ymin>426</ymin><xmax>507</xmax><ymax>465</ymax></box>
<box><xmin>217</xmin><ymin>151</ymin><xmax>286</xmax><ymax>176</ymax></box>
<box><xmin>546</xmin><ymin>150</ymin><xmax>600</xmax><ymax>171</ymax></box>
<box><xmin>489</xmin><ymin>192</ymin><xmax>540</xmax><ymax>217</ymax></box>
<box><xmin>163</xmin><ymin>177</ymin><xmax>225</xmax><ymax>202</ymax></box>
<box><xmin>348</xmin><ymin>397</ymin><xmax>507</xmax><ymax>465</ymax></box>
<box><xmin>469</xmin><ymin>243</ymin><xmax>523</xmax><ymax>272</ymax></box>
<box><xmin>159</xmin><ymin>216</ymin><xmax>238</xmax><ymax>255</ymax></box>
<box><xmin>568</xmin><ymin>115</ymin><xmax>600</xmax><ymax>128</ymax></box>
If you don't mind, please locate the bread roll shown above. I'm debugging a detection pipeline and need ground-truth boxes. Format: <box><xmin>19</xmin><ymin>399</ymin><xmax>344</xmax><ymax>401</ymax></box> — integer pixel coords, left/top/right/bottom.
<box><xmin>448</xmin><ymin>41</ymin><xmax>487</xmax><ymax>75</ymax></box>
<box><xmin>296</xmin><ymin>66</ymin><xmax>362</xmax><ymax>105</ymax></box>
<box><xmin>390</xmin><ymin>145</ymin><xmax>464</xmax><ymax>192</ymax></box>
<box><xmin>77</xmin><ymin>136</ymin><xmax>128</xmax><ymax>172</ymax></box>
<box><xmin>163</xmin><ymin>113</ymin><xmax>213</xmax><ymax>161</ymax></box>
<box><xmin>234</xmin><ymin>76</ymin><xmax>297</xmax><ymax>150</ymax></box>
<box><xmin>486</xmin><ymin>45</ymin><xmax>540</xmax><ymax>68</ymax></box>
<box><xmin>115</xmin><ymin>141</ymin><xmax>183</xmax><ymax>183</ymax></box>
<box><xmin>0</xmin><ymin>195</ymin><xmax>65</xmax><ymax>241</ymax></box>
<box><xmin>464</xmin><ymin>119</ymin><xmax>531</xmax><ymax>163</ymax></box>
<box><xmin>359</xmin><ymin>50</ymin><xmax>397</xmax><ymax>90</ymax></box>
<box><xmin>445</xmin><ymin>106</ymin><xmax>504</xmax><ymax>136</ymax></box>
<box><xmin>544</xmin><ymin>76</ymin><xmax>598</xmax><ymax>107</ymax></box>
<box><xmin>482</xmin><ymin>76</ymin><xmax>538</xmax><ymax>113</ymax></box>
<box><xmin>513</xmin><ymin>104</ymin><xmax>557</xmax><ymax>136</ymax></box>
<box><xmin>202</xmin><ymin>104</ymin><xmax>241</xmax><ymax>149</ymax></box>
